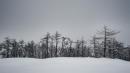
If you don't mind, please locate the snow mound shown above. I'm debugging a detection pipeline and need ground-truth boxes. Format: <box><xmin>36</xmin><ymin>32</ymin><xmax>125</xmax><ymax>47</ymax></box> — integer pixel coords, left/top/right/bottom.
<box><xmin>0</xmin><ymin>57</ymin><xmax>130</xmax><ymax>73</ymax></box>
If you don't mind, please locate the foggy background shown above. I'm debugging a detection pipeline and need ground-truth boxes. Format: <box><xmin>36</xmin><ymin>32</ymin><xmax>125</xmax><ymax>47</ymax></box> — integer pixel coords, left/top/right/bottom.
<box><xmin>0</xmin><ymin>0</ymin><xmax>130</xmax><ymax>46</ymax></box>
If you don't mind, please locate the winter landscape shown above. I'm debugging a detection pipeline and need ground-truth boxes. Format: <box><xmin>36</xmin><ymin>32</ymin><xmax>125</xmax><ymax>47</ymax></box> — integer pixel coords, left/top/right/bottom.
<box><xmin>0</xmin><ymin>0</ymin><xmax>130</xmax><ymax>73</ymax></box>
<box><xmin>0</xmin><ymin>58</ymin><xmax>130</xmax><ymax>73</ymax></box>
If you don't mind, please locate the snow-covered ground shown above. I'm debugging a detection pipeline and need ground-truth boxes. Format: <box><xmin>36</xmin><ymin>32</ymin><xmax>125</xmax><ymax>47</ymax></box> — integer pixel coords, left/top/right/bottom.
<box><xmin>0</xmin><ymin>57</ymin><xmax>130</xmax><ymax>73</ymax></box>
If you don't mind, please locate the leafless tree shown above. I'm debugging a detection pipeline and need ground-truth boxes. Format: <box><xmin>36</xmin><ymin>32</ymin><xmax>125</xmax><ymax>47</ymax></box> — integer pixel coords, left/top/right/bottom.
<box><xmin>43</xmin><ymin>32</ymin><xmax>51</xmax><ymax>58</ymax></box>
<box><xmin>54</xmin><ymin>31</ymin><xmax>61</xmax><ymax>57</ymax></box>
<box><xmin>97</xmin><ymin>26</ymin><xmax>119</xmax><ymax>57</ymax></box>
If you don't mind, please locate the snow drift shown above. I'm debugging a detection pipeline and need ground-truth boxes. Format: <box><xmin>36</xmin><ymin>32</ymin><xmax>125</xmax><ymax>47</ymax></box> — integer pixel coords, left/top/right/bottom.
<box><xmin>0</xmin><ymin>57</ymin><xmax>130</xmax><ymax>73</ymax></box>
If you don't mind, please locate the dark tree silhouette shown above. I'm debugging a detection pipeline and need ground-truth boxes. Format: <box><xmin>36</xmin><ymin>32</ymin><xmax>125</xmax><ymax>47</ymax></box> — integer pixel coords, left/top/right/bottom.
<box><xmin>97</xmin><ymin>26</ymin><xmax>119</xmax><ymax>57</ymax></box>
<box><xmin>43</xmin><ymin>32</ymin><xmax>51</xmax><ymax>58</ymax></box>
<box><xmin>54</xmin><ymin>31</ymin><xmax>61</xmax><ymax>57</ymax></box>
<box><xmin>0</xmin><ymin>26</ymin><xmax>129</xmax><ymax>61</ymax></box>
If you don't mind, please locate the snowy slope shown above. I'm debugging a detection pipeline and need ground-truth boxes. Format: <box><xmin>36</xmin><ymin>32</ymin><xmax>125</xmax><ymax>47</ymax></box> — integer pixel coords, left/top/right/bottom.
<box><xmin>0</xmin><ymin>57</ymin><xmax>130</xmax><ymax>73</ymax></box>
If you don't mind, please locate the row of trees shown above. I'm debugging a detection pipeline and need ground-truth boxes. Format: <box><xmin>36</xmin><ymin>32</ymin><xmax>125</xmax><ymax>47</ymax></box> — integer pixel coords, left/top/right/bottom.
<box><xmin>0</xmin><ymin>26</ymin><xmax>130</xmax><ymax>61</ymax></box>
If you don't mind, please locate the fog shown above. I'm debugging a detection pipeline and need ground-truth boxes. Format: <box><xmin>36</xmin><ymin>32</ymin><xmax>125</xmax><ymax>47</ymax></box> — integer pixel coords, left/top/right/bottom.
<box><xmin>0</xmin><ymin>0</ymin><xmax>130</xmax><ymax>46</ymax></box>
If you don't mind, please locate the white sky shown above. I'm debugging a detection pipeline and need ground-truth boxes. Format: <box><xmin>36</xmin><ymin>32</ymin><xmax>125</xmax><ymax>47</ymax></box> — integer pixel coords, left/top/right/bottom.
<box><xmin>0</xmin><ymin>0</ymin><xmax>130</xmax><ymax>46</ymax></box>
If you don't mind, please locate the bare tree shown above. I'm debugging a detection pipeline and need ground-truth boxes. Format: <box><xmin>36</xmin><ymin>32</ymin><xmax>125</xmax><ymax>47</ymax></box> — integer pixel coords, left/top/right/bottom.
<box><xmin>61</xmin><ymin>37</ymin><xmax>66</xmax><ymax>50</ymax></box>
<box><xmin>26</xmin><ymin>41</ymin><xmax>36</xmax><ymax>58</ymax></box>
<box><xmin>43</xmin><ymin>32</ymin><xmax>51</xmax><ymax>58</ymax></box>
<box><xmin>54</xmin><ymin>31</ymin><xmax>61</xmax><ymax>57</ymax></box>
<box><xmin>50</xmin><ymin>35</ymin><xmax>55</xmax><ymax>57</ymax></box>
<box><xmin>90</xmin><ymin>35</ymin><xmax>103</xmax><ymax>57</ymax></box>
<box><xmin>97</xmin><ymin>26</ymin><xmax>119</xmax><ymax>57</ymax></box>
<box><xmin>18</xmin><ymin>40</ymin><xmax>25</xmax><ymax>57</ymax></box>
<box><xmin>68</xmin><ymin>38</ymin><xmax>73</xmax><ymax>49</ymax></box>
<box><xmin>3</xmin><ymin>37</ymin><xmax>12</xmax><ymax>58</ymax></box>
<box><xmin>81</xmin><ymin>37</ymin><xmax>87</xmax><ymax>57</ymax></box>
<box><xmin>11</xmin><ymin>39</ymin><xmax>19</xmax><ymax>57</ymax></box>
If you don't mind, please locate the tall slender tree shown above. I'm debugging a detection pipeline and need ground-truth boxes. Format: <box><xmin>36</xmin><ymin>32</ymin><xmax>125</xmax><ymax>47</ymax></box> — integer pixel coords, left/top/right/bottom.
<box><xmin>97</xmin><ymin>26</ymin><xmax>119</xmax><ymax>57</ymax></box>
<box><xmin>18</xmin><ymin>40</ymin><xmax>25</xmax><ymax>57</ymax></box>
<box><xmin>43</xmin><ymin>32</ymin><xmax>51</xmax><ymax>58</ymax></box>
<box><xmin>11</xmin><ymin>39</ymin><xmax>19</xmax><ymax>57</ymax></box>
<box><xmin>54</xmin><ymin>31</ymin><xmax>61</xmax><ymax>57</ymax></box>
<box><xmin>81</xmin><ymin>38</ymin><xmax>87</xmax><ymax>57</ymax></box>
<box><xmin>4</xmin><ymin>37</ymin><xmax>12</xmax><ymax>58</ymax></box>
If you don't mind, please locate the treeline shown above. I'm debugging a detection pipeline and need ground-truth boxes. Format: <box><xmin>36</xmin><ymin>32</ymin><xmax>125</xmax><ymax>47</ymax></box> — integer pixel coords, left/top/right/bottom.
<box><xmin>0</xmin><ymin>26</ymin><xmax>130</xmax><ymax>61</ymax></box>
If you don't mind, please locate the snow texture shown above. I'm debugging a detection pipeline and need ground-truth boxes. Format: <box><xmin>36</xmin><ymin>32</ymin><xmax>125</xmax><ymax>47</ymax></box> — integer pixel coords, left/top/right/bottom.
<box><xmin>0</xmin><ymin>57</ymin><xmax>130</xmax><ymax>73</ymax></box>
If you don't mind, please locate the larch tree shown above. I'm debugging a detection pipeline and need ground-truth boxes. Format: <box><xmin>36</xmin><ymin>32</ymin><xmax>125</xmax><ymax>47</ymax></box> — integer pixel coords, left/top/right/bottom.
<box><xmin>43</xmin><ymin>32</ymin><xmax>51</xmax><ymax>58</ymax></box>
<box><xmin>54</xmin><ymin>31</ymin><xmax>61</xmax><ymax>57</ymax></box>
<box><xmin>97</xmin><ymin>26</ymin><xmax>119</xmax><ymax>57</ymax></box>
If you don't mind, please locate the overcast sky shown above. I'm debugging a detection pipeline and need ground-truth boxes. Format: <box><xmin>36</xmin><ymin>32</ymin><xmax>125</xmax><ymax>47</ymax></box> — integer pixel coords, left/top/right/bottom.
<box><xmin>0</xmin><ymin>0</ymin><xmax>130</xmax><ymax>46</ymax></box>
